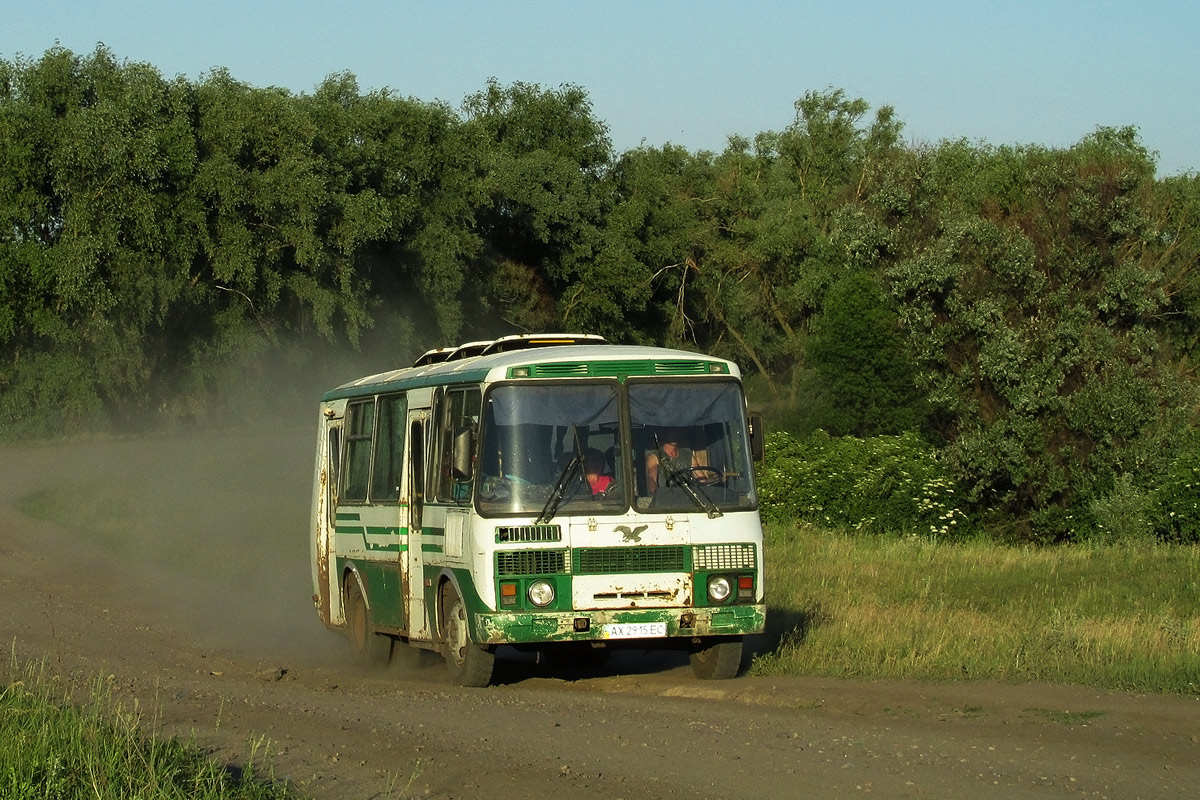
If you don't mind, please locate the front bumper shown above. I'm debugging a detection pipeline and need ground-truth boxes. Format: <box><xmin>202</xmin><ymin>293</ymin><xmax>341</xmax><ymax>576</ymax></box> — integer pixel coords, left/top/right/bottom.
<box><xmin>476</xmin><ymin>603</ymin><xmax>766</xmax><ymax>645</ymax></box>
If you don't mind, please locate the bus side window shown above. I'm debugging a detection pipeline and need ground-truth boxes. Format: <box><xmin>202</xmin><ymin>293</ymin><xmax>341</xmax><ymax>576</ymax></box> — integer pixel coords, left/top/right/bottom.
<box><xmin>342</xmin><ymin>399</ymin><xmax>375</xmax><ymax>503</ymax></box>
<box><xmin>410</xmin><ymin>419</ymin><xmax>425</xmax><ymax>531</ymax></box>
<box><xmin>434</xmin><ymin>387</ymin><xmax>481</xmax><ymax>501</ymax></box>
<box><xmin>370</xmin><ymin>394</ymin><xmax>407</xmax><ymax>503</ymax></box>
<box><xmin>327</xmin><ymin>427</ymin><xmax>340</xmax><ymax>523</ymax></box>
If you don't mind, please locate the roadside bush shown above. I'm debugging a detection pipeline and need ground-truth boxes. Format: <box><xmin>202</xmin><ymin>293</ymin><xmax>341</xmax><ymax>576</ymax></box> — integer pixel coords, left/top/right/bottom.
<box><xmin>1151</xmin><ymin>446</ymin><xmax>1200</xmax><ymax>543</ymax></box>
<box><xmin>0</xmin><ymin>352</ymin><xmax>107</xmax><ymax>440</ymax></box>
<box><xmin>757</xmin><ymin>429</ymin><xmax>968</xmax><ymax>536</ymax></box>
<box><xmin>1086</xmin><ymin>473</ymin><xmax>1155</xmax><ymax>544</ymax></box>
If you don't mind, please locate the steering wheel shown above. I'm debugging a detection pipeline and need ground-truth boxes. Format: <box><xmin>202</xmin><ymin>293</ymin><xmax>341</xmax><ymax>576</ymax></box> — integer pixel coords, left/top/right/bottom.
<box><xmin>677</xmin><ymin>465</ymin><xmax>724</xmax><ymax>485</ymax></box>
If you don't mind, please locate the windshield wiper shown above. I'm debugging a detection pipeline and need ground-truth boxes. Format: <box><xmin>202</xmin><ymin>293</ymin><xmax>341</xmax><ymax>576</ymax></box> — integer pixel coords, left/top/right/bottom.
<box><xmin>656</xmin><ymin>448</ymin><xmax>723</xmax><ymax>519</ymax></box>
<box><xmin>536</xmin><ymin>427</ymin><xmax>585</xmax><ymax>524</ymax></box>
<box><xmin>535</xmin><ymin>452</ymin><xmax>582</xmax><ymax>524</ymax></box>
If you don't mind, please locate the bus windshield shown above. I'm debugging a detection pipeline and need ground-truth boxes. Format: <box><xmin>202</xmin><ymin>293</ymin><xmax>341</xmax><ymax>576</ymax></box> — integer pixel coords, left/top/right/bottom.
<box><xmin>475</xmin><ymin>380</ymin><xmax>756</xmax><ymax>517</ymax></box>
<box><xmin>628</xmin><ymin>380</ymin><xmax>756</xmax><ymax>514</ymax></box>
<box><xmin>477</xmin><ymin>383</ymin><xmax>625</xmax><ymax>517</ymax></box>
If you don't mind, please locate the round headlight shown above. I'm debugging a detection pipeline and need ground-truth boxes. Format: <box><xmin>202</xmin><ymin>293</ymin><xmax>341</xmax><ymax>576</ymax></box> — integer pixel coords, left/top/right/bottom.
<box><xmin>528</xmin><ymin>579</ymin><xmax>555</xmax><ymax>607</ymax></box>
<box><xmin>707</xmin><ymin>575</ymin><xmax>732</xmax><ymax>603</ymax></box>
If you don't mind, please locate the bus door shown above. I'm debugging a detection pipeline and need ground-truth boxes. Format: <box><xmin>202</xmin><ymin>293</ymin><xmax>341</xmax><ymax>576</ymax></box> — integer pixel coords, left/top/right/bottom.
<box><xmin>313</xmin><ymin>408</ymin><xmax>342</xmax><ymax>626</ymax></box>
<box><xmin>361</xmin><ymin>393</ymin><xmax>408</xmax><ymax>631</ymax></box>
<box><xmin>405</xmin><ymin>407</ymin><xmax>433</xmax><ymax>641</ymax></box>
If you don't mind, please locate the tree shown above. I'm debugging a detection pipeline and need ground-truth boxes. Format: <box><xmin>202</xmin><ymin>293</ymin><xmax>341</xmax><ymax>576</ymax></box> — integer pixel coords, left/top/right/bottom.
<box><xmin>676</xmin><ymin>91</ymin><xmax>904</xmax><ymax>409</ymax></box>
<box><xmin>1145</xmin><ymin>171</ymin><xmax>1200</xmax><ymax>380</ymax></box>
<box><xmin>302</xmin><ymin>73</ymin><xmax>485</xmax><ymax>344</ymax></box>
<box><xmin>0</xmin><ymin>46</ymin><xmax>201</xmax><ymax>430</ymax></box>
<box><xmin>461</xmin><ymin>79</ymin><xmax>616</xmax><ymax>336</ymax></box>
<box><xmin>886</xmin><ymin>129</ymin><xmax>1196</xmax><ymax>540</ymax></box>
<box><xmin>806</xmin><ymin>270</ymin><xmax>922</xmax><ymax>436</ymax></box>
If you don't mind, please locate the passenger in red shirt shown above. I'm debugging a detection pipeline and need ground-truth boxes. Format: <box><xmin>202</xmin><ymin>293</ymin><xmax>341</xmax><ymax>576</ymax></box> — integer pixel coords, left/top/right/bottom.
<box><xmin>583</xmin><ymin>449</ymin><xmax>613</xmax><ymax>495</ymax></box>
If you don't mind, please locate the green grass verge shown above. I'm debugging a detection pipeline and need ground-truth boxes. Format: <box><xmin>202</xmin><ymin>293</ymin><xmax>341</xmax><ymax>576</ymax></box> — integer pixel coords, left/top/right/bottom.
<box><xmin>750</xmin><ymin>523</ymin><xmax>1200</xmax><ymax>694</ymax></box>
<box><xmin>0</xmin><ymin>658</ymin><xmax>295</xmax><ymax>800</ymax></box>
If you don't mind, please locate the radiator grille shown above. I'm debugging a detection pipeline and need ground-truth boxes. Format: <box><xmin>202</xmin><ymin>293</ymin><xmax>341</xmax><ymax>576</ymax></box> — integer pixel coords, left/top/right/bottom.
<box><xmin>496</xmin><ymin>549</ymin><xmax>568</xmax><ymax>576</ymax></box>
<box><xmin>693</xmin><ymin>543</ymin><xmax>757</xmax><ymax>571</ymax></box>
<box><xmin>574</xmin><ymin>545</ymin><xmax>689</xmax><ymax>574</ymax></box>
<box><xmin>495</xmin><ymin>524</ymin><xmax>562</xmax><ymax>543</ymax></box>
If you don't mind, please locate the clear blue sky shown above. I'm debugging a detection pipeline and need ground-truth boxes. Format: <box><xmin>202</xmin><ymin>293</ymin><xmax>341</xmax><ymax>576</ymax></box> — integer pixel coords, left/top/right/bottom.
<box><xmin>3</xmin><ymin>0</ymin><xmax>1197</xmax><ymax>175</ymax></box>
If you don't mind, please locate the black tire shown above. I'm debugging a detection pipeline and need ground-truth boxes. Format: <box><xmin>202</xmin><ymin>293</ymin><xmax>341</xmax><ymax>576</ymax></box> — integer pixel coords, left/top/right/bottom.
<box><xmin>690</xmin><ymin>637</ymin><xmax>743</xmax><ymax>679</ymax></box>
<box><xmin>441</xmin><ymin>583</ymin><xmax>495</xmax><ymax>687</ymax></box>
<box><xmin>346</xmin><ymin>577</ymin><xmax>391</xmax><ymax>668</ymax></box>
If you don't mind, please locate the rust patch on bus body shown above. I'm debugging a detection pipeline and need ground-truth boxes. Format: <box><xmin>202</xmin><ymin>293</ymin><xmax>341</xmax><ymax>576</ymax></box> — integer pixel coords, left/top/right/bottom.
<box><xmin>315</xmin><ymin>468</ymin><xmax>331</xmax><ymax>623</ymax></box>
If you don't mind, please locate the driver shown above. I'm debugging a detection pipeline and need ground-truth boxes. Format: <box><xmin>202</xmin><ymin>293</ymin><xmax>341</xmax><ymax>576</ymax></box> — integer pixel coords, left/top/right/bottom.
<box><xmin>645</xmin><ymin>427</ymin><xmax>716</xmax><ymax>492</ymax></box>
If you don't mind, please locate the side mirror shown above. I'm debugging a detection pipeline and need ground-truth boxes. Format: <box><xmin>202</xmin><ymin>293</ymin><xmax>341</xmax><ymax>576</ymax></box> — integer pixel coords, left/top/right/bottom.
<box><xmin>748</xmin><ymin>413</ymin><xmax>764</xmax><ymax>461</ymax></box>
<box><xmin>451</xmin><ymin>425</ymin><xmax>475</xmax><ymax>480</ymax></box>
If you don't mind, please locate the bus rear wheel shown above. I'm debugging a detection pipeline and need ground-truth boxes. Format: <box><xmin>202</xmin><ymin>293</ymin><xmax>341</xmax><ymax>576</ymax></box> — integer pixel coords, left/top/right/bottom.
<box><xmin>690</xmin><ymin>637</ymin><xmax>743</xmax><ymax>679</ymax></box>
<box><xmin>441</xmin><ymin>584</ymin><xmax>495</xmax><ymax>687</ymax></box>
<box><xmin>346</xmin><ymin>578</ymin><xmax>391</xmax><ymax>668</ymax></box>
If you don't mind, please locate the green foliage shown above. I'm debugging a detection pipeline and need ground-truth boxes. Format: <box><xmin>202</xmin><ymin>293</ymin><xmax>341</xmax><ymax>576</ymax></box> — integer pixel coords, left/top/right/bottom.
<box><xmin>0</xmin><ymin>351</ymin><xmax>104</xmax><ymax>435</ymax></box>
<box><xmin>805</xmin><ymin>269</ymin><xmax>923</xmax><ymax>436</ymax></box>
<box><xmin>463</xmin><ymin>79</ymin><xmax>616</xmax><ymax>336</ymax></box>
<box><xmin>885</xmin><ymin>134</ymin><xmax>1196</xmax><ymax>541</ymax></box>
<box><xmin>4</xmin><ymin>45</ymin><xmax>1200</xmax><ymax>542</ymax></box>
<box><xmin>1148</xmin><ymin>171</ymin><xmax>1200</xmax><ymax>376</ymax></box>
<box><xmin>757</xmin><ymin>430</ymin><xmax>968</xmax><ymax>535</ymax></box>
<box><xmin>0</xmin><ymin>46</ymin><xmax>202</xmax><ymax>431</ymax></box>
<box><xmin>1150</xmin><ymin>444</ymin><xmax>1200</xmax><ymax>543</ymax></box>
<box><xmin>1085</xmin><ymin>473</ymin><xmax>1157</xmax><ymax>543</ymax></box>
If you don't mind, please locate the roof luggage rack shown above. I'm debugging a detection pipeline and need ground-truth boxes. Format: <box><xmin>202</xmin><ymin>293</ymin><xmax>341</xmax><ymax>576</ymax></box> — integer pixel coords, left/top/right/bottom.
<box><xmin>481</xmin><ymin>333</ymin><xmax>606</xmax><ymax>355</ymax></box>
<box><xmin>412</xmin><ymin>333</ymin><xmax>606</xmax><ymax>367</ymax></box>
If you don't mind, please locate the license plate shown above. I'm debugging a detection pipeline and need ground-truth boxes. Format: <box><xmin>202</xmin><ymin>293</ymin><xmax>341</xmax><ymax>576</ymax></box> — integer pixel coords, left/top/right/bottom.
<box><xmin>602</xmin><ymin>622</ymin><xmax>667</xmax><ymax>640</ymax></box>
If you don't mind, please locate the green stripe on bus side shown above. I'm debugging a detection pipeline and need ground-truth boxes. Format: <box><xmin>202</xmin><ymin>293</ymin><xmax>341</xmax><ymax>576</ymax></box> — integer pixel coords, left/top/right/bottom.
<box><xmin>335</xmin><ymin>525</ymin><xmax>408</xmax><ymax>553</ymax></box>
<box><xmin>335</xmin><ymin>512</ymin><xmax>361</xmax><ymax>521</ymax></box>
<box><xmin>419</xmin><ymin>526</ymin><xmax>444</xmax><ymax>553</ymax></box>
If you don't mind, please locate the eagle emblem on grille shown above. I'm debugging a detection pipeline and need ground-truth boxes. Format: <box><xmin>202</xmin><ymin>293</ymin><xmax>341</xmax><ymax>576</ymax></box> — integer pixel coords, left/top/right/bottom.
<box><xmin>615</xmin><ymin>524</ymin><xmax>648</xmax><ymax>542</ymax></box>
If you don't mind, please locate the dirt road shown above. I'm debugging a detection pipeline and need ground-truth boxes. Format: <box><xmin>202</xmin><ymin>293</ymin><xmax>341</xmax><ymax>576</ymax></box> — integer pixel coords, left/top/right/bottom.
<box><xmin>2</xmin><ymin>432</ymin><xmax>1196</xmax><ymax>799</ymax></box>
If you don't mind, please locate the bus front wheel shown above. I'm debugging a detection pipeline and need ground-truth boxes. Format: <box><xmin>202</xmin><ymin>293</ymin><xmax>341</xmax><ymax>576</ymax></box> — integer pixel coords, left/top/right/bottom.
<box><xmin>690</xmin><ymin>637</ymin><xmax>743</xmax><ymax>679</ymax></box>
<box><xmin>441</xmin><ymin>584</ymin><xmax>495</xmax><ymax>687</ymax></box>
<box><xmin>345</xmin><ymin>578</ymin><xmax>391</xmax><ymax>668</ymax></box>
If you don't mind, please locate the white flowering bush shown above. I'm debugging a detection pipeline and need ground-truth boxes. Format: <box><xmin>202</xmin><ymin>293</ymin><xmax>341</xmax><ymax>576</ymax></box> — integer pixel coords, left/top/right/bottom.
<box><xmin>757</xmin><ymin>429</ymin><xmax>969</xmax><ymax>536</ymax></box>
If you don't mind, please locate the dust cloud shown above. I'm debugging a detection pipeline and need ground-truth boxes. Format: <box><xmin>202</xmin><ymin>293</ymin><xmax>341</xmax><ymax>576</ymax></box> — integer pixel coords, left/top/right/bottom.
<box><xmin>0</xmin><ymin>336</ymin><xmax>431</xmax><ymax>671</ymax></box>
<box><xmin>3</xmin><ymin>425</ymin><xmax>349</xmax><ymax>666</ymax></box>
<box><xmin>2</xmin><ymin>322</ymin><xmax>522</xmax><ymax>674</ymax></box>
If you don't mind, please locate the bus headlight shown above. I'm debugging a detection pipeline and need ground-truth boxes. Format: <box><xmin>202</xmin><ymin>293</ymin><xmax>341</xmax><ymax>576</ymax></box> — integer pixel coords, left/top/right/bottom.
<box><xmin>528</xmin><ymin>580</ymin><xmax>555</xmax><ymax>607</ymax></box>
<box><xmin>707</xmin><ymin>575</ymin><xmax>732</xmax><ymax>603</ymax></box>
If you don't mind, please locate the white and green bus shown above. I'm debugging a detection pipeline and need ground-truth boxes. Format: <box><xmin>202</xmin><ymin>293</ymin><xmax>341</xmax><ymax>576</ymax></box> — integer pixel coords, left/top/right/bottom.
<box><xmin>310</xmin><ymin>334</ymin><xmax>766</xmax><ymax>686</ymax></box>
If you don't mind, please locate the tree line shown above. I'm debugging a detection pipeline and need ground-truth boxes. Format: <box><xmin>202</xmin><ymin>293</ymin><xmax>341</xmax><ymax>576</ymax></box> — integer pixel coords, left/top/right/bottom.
<box><xmin>3</xmin><ymin>45</ymin><xmax>1200</xmax><ymax>541</ymax></box>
